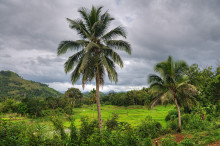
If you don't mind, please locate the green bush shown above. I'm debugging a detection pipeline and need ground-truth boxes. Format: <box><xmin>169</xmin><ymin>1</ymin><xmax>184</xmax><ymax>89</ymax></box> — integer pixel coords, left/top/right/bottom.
<box><xmin>136</xmin><ymin>116</ymin><xmax>162</xmax><ymax>139</ymax></box>
<box><xmin>179</xmin><ymin>138</ymin><xmax>194</xmax><ymax>146</ymax></box>
<box><xmin>64</xmin><ymin>104</ymin><xmax>73</xmax><ymax>115</ymax></box>
<box><xmin>165</xmin><ymin>110</ymin><xmax>178</xmax><ymax>121</ymax></box>
<box><xmin>69</xmin><ymin>117</ymin><xmax>79</xmax><ymax>145</ymax></box>
<box><xmin>184</xmin><ymin>114</ymin><xmax>209</xmax><ymax>130</ymax></box>
<box><xmin>42</xmin><ymin>108</ymin><xmax>64</xmax><ymax>117</ymax></box>
<box><xmin>0</xmin><ymin>119</ymin><xmax>45</xmax><ymax>145</ymax></box>
<box><xmin>0</xmin><ymin>99</ymin><xmax>19</xmax><ymax>113</ymax></box>
<box><xmin>105</xmin><ymin>113</ymin><xmax>119</xmax><ymax>131</ymax></box>
<box><xmin>17</xmin><ymin>102</ymin><xmax>28</xmax><ymax>115</ymax></box>
<box><xmin>79</xmin><ymin>116</ymin><xmax>98</xmax><ymax>144</ymax></box>
<box><xmin>168</xmin><ymin>119</ymin><xmax>178</xmax><ymax>130</ymax></box>
<box><xmin>50</xmin><ymin>117</ymin><xmax>67</xmax><ymax>140</ymax></box>
<box><xmin>181</xmin><ymin>114</ymin><xmax>190</xmax><ymax>126</ymax></box>
<box><xmin>161</xmin><ymin>136</ymin><xmax>177</xmax><ymax>146</ymax></box>
<box><xmin>142</xmin><ymin>138</ymin><xmax>152</xmax><ymax>146</ymax></box>
<box><xmin>206</xmin><ymin>114</ymin><xmax>212</xmax><ymax>121</ymax></box>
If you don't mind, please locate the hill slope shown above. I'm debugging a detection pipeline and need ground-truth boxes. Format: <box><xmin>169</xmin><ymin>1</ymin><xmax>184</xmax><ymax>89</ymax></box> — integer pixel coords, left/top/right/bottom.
<box><xmin>0</xmin><ymin>71</ymin><xmax>62</xmax><ymax>98</ymax></box>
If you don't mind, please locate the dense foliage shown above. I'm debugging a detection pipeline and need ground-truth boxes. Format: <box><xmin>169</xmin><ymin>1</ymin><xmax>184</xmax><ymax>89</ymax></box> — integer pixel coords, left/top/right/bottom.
<box><xmin>101</xmin><ymin>88</ymin><xmax>152</xmax><ymax>106</ymax></box>
<box><xmin>1</xmin><ymin>112</ymin><xmax>219</xmax><ymax>145</ymax></box>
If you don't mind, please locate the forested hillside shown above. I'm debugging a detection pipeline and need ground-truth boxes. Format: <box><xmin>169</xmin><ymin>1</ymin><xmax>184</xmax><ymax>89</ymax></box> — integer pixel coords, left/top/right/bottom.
<box><xmin>0</xmin><ymin>71</ymin><xmax>62</xmax><ymax>99</ymax></box>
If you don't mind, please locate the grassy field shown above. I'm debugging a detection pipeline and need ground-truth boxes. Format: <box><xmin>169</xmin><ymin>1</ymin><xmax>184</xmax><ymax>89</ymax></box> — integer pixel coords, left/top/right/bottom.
<box><xmin>64</xmin><ymin>104</ymin><xmax>174</xmax><ymax>128</ymax></box>
<box><xmin>1</xmin><ymin>105</ymin><xmax>174</xmax><ymax>128</ymax></box>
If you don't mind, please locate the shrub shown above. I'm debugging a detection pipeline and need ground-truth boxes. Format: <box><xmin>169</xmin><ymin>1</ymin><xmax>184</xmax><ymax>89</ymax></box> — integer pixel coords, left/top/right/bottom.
<box><xmin>167</xmin><ymin>119</ymin><xmax>178</xmax><ymax>130</ymax></box>
<box><xmin>136</xmin><ymin>116</ymin><xmax>162</xmax><ymax>139</ymax></box>
<box><xmin>105</xmin><ymin>113</ymin><xmax>119</xmax><ymax>131</ymax></box>
<box><xmin>179</xmin><ymin>138</ymin><xmax>194</xmax><ymax>146</ymax></box>
<box><xmin>17</xmin><ymin>102</ymin><xmax>28</xmax><ymax>115</ymax></box>
<box><xmin>165</xmin><ymin>110</ymin><xmax>178</xmax><ymax>121</ymax></box>
<box><xmin>0</xmin><ymin>99</ymin><xmax>19</xmax><ymax>113</ymax></box>
<box><xmin>161</xmin><ymin>136</ymin><xmax>177</xmax><ymax>146</ymax></box>
<box><xmin>181</xmin><ymin>114</ymin><xmax>190</xmax><ymax>126</ymax></box>
<box><xmin>50</xmin><ymin>117</ymin><xmax>67</xmax><ymax>140</ymax></box>
<box><xmin>64</xmin><ymin>104</ymin><xmax>73</xmax><ymax>115</ymax></box>
<box><xmin>68</xmin><ymin>117</ymin><xmax>79</xmax><ymax>145</ymax></box>
<box><xmin>0</xmin><ymin>119</ymin><xmax>45</xmax><ymax>145</ymax></box>
<box><xmin>88</xmin><ymin>129</ymin><xmax>105</xmax><ymax>146</ymax></box>
<box><xmin>142</xmin><ymin>138</ymin><xmax>152</xmax><ymax>146</ymax></box>
<box><xmin>185</xmin><ymin>114</ymin><xmax>209</xmax><ymax>130</ymax></box>
<box><xmin>79</xmin><ymin>116</ymin><xmax>98</xmax><ymax>144</ymax></box>
<box><xmin>42</xmin><ymin>108</ymin><xmax>64</xmax><ymax>117</ymax></box>
<box><xmin>206</xmin><ymin>114</ymin><xmax>212</xmax><ymax>121</ymax></box>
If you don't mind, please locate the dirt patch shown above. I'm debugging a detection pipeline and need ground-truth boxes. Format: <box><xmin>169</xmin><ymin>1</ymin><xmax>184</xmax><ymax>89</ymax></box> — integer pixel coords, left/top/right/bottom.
<box><xmin>207</xmin><ymin>140</ymin><xmax>220</xmax><ymax>146</ymax></box>
<box><xmin>152</xmin><ymin>133</ymin><xmax>186</xmax><ymax>145</ymax></box>
<box><xmin>174</xmin><ymin>133</ymin><xmax>185</xmax><ymax>143</ymax></box>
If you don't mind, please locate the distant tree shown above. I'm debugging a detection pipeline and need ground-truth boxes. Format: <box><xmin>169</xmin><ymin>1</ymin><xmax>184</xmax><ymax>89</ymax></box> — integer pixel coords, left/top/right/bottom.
<box><xmin>45</xmin><ymin>97</ymin><xmax>58</xmax><ymax>109</ymax></box>
<box><xmin>57</xmin><ymin>6</ymin><xmax>131</xmax><ymax>129</ymax></box>
<box><xmin>22</xmin><ymin>98</ymin><xmax>46</xmax><ymax>117</ymax></box>
<box><xmin>65</xmin><ymin>88</ymin><xmax>83</xmax><ymax>107</ymax></box>
<box><xmin>148</xmin><ymin>56</ymin><xmax>198</xmax><ymax>132</ymax></box>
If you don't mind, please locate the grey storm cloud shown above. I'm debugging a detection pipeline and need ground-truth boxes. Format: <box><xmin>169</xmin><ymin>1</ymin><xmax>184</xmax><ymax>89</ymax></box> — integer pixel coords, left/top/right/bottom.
<box><xmin>0</xmin><ymin>0</ymin><xmax>220</xmax><ymax>92</ymax></box>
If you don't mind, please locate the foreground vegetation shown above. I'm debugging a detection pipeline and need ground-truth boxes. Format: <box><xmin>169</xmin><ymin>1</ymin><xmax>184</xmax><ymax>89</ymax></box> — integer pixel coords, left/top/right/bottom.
<box><xmin>1</xmin><ymin>104</ymin><xmax>219</xmax><ymax>145</ymax></box>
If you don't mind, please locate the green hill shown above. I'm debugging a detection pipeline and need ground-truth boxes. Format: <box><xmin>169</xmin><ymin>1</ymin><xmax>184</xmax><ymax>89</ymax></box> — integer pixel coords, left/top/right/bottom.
<box><xmin>0</xmin><ymin>71</ymin><xmax>62</xmax><ymax>99</ymax></box>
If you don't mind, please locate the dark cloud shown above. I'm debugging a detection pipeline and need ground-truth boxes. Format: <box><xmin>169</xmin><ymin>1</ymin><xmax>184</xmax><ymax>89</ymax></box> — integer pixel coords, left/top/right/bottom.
<box><xmin>0</xmin><ymin>0</ymin><xmax>220</xmax><ymax>92</ymax></box>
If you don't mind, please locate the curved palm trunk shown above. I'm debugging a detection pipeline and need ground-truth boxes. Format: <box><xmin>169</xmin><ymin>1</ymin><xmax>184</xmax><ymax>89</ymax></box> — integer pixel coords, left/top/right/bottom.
<box><xmin>174</xmin><ymin>96</ymin><xmax>181</xmax><ymax>133</ymax></box>
<box><xmin>96</xmin><ymin>76</ymin><xmax>103</xmax><ymax>130</ymax></box>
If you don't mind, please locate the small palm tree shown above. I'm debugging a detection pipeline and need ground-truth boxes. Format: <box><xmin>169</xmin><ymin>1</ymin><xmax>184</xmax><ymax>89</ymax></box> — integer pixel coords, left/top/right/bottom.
<box><xmin>57</xmin><ymin>6</ymin><xmax>131</xmax><ymax>130</ymax></box>
<box><xmin>148</xmin><ymin>56</ymin><xmax>198</xmax><ymax>132</ymax></box>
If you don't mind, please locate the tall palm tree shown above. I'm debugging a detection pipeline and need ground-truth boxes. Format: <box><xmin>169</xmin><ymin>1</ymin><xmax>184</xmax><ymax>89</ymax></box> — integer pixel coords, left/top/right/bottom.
<box><xmin>148</xmin><ymin>56</ymin><xmax>197</xmax><ymax>132</ymax></box>
<box><xmin>57</xmin><ymin>6</ymin><xmax>131</xmax><ymax>130</ymax></box>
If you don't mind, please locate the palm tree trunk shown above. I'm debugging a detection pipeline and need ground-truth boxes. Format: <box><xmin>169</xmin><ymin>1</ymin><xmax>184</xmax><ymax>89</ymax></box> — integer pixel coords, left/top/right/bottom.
<box><xmin>96</xmin><ymin>76</ymin><xmax>103</xmax><ymax>130</ymax></box>
<box><xmin>174</xmin><ymin>96</ymin><xmax>181</xmax><ymax>133</ymax></box>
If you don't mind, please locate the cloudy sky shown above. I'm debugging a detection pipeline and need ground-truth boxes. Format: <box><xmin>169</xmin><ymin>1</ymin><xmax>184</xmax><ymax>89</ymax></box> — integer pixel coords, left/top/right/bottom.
<box><xmin>0</xmin><ymin>0</ymin><xmax>220</xmax><ymax>93</ymax></box>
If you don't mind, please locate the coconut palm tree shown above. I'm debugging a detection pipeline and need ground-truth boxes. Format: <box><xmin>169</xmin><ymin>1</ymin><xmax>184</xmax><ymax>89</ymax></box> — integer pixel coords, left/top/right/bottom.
<box><xmin>148</xmin><ymin>56</ymin><xmax>197</xmax><ymax>132</ymax></box>
<box><xmin>57</xmin><ymin>6</ymin><xmax>131</xmax><ymax>130</ymax></box>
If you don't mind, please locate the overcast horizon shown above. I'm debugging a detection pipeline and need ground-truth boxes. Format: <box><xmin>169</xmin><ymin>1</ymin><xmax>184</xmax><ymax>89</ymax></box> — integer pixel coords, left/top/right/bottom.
<box><xmin>1</xmin><ymin>0</ymin><xmax>220</xmax><ymax>93</ymax></box>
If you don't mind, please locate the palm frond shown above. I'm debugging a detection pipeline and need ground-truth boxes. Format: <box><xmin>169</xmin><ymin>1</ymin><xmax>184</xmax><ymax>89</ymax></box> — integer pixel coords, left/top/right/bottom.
<box><xmin>67</xmin><ymin>18</ymin><xmax>91</xmax><ymax>39</ymax></box>
<box><xmin>78</xmin><ymin>7</ymin><xmax>91</xmax><ymax>29</ymax></box>
<box><xmin>92</xmin><ymin>21</ymin><xmax>106</xmax><ymax>37</ymax></box>
<box><xmin>64</xmin><ymin>50</ymin><xmax>84</xmax><ymax>73</ymax></box>
<box><xmin>101</xmin><ymin>11</ymin><xmax>114</xmax><ymax>27</ymax></box>
<box><xmin>103</xmin><ymin>46</ymin><xmax>123</xmax><ymax>68</ymax></box>
<box><xmin>57</xmin><ymin>40</ymin><xmax>88</xmax><ymax>55</ymax></box>
<box><xmin>106</xmin><ymin>40</ymin><xmax>131</xmax><ymax>54</ymax></box>
<box><xmin>148</xmin><ymin>74</ymin><xmax>163</xmax><ymax>84</ymax></box>
<box><xmin>101</xmin><ymin>55</ymin><xmax>118</xmax><ymax>83</ymax></box>
<box><xmin>88</xmin><ymin>6</ymin><xmax>103</xmax><ymax>29</ymax></box>
<box><xmin>175</xmin><ymin>60</ymin><xmax>188</xmax><ymax>78</ymax></box>
<box><xmin>71</xmin><ymin>60</ymin><xmax>82</xmax><ymax>84</ymax></box>
<box><xmin>102</xmin><ymin>26</ymin><xmax>126</xmax><ymax>40</ymax></box>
